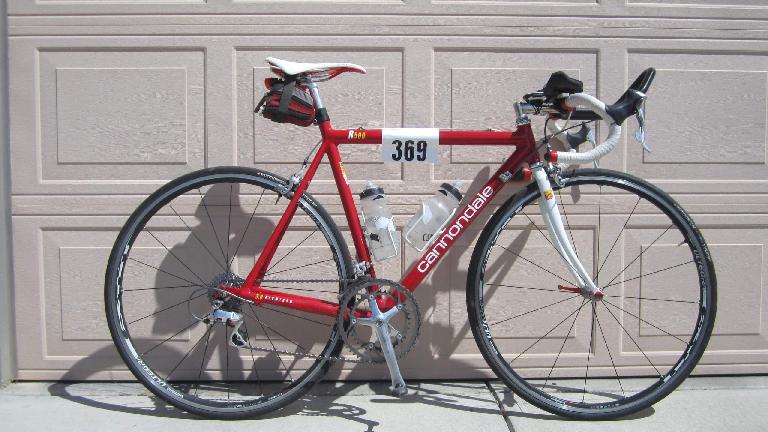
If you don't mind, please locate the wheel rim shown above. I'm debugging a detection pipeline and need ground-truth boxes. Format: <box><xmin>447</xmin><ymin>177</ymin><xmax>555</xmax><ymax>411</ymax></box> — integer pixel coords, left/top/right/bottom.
<box><xmin>108</xmin><ymin>171</ymin><xmax>348</xmax><ymax>412</ymax></box>
<box><xmin>476</xmin><ymin>172</ymin><xmax>713</xmax><ymax>413</ymax></box>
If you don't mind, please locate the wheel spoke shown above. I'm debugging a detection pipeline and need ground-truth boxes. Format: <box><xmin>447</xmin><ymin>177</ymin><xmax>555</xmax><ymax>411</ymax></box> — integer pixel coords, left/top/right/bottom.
<box><xmin>491</xmin><ymin>294</ymin><xmax>581</xmax><ymax>327</ymax></box>
<box><xmin>228</xmin><ymin>190</ymin><xmax>267</xmax><ymax>269</ymax></box>
<box><xmin>595</xmin><ymin>309</ymin><xmax>626</xmax><ymax>398</ymax></box>
<box><xmin>544</xmin><ymin>298</ymin><xmax>587</xmax><ymax>387</ymax></box>
<box><xmin>128</xmin><ymin>257</ymin><xmax>203</xmax><ymax>288</ymax></box>
<box><xmin>266</xmin><ymin>230</ymin><xmax>319</xmax><ymax>274</ymax></box>
<box><xmin>247</xmin><ymin>305</ymin><xmax>295</xmax><ymax>383</ymax></box>
<box><xmin>170</xmin><ymin>204</ymin><xmax>228</xmax><ymax>273</ymax></box>
<box><xmin>197</xmin><ymin>188</ymin><xmax>229</xmax><ymax>271</ymax></box>
<box><xmin>602</xmin><ymin>260</ymin><xmax>693</xmax><ymax>289</ymax></box>
<box><xmin>603</xmin><ymin>294</ymin><xmax>697</xmax><ymax>304</ymax></box>
<box><xmin>601</xmin><ymin>302</ymin><xmax>663</xmax><ymax>376</ymax></box>
<box><xmin>226</xmin><ymin>183</ymin><xmax>234</xmax><ymax>269</ymax></box>
<box><xmin>142</xmin><ymin>319</ymin><xmax>200</xmax><ymax>356</ymax></box>
<box><xmin>603</xmin><ymin>224</ymin><xmax>674</xmax><ymax>289</ymax></box>
<box><xmin>244</xmin><ymin>308</ymin><xmax>309</xmax><ymax>354</ymax></box>
<box><xmin>145</xmin><ymin>229</ymin><xmax>209</xmax><ymax>286</ymax></box>
<box><xmin>195</xmin><ymin>324</ymin><xmax>214</xmax><ymax>396</ymax></box>
<box><xmin>520</xmin><ymin>211</ymin><xmax>583</xmax><ymax>286</ymax></box>
<box><xmin>603</xmin><ymin>298</ymin><xmax>690</xmax><ymax>344</ymax></box>
<box><xmin>224</xmin><ymin>324</ymin><xmax>230</xmax><ymax>401</ymax></box>
<box><xmin>128</xmin><ymin>291</ymin><xmax>207</xmax><ymax>325</ymax></box>
<box><xmin>595</xmin><ymin>185</ymin><xmax>602</xmax><ymax>285</ymax></box>
<box><xmin>124</xmin><ymin>284</ymin><xmax>201</xmax><ymax>292</ymax></box>
<box><xmin>510</xmin><ymin>299</ymin><xmax>590</xmax><ymax>363</ymax></box>
<box><xmin>484</xmin><ymin>282</ymin><xmax>571</xmax><ymax>294</ymax></box>
<box><xmin>242</xmin><ymin>321</ymin><xmax>265</xmax><ymax>397</ymax></box>
<box><xmin>496</xmin><ymin>244</ymin><xmax>577</xmax><ymax>286</ymax></box>
<box><xmin>165</xmin><ymin>323</ymin><xmax>212</xmax><ymax>381</ymax></box>
<box><xmin>596</xmin><ymin>196</ymin><xmax>641</xmax><ymax>279</ymax></box>
<box><xmin>582</xmin><ymin>303</ymin><xmax>596</xmax><ymax>403</ymax></box>
<box><xmin>264</xmin><ymin>258</ymin><xmax>335</xmax><ymax>277</ymax></box>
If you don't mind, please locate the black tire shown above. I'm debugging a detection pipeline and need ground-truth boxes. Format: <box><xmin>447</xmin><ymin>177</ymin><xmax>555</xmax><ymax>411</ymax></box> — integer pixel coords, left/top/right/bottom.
<box><xmin>105</xmin><ymin>166</ymin><xmax>353</xmax><ymax>419</ymax></box>
<box><xmin>467</xmin><ymin>168</ymin><xmax>716</xmax><ymax>419</ymax></box>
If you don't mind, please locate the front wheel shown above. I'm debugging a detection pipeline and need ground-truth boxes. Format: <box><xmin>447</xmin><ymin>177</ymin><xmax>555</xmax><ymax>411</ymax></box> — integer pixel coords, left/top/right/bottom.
<box><xmin>466</xmin><ymin>168</ymin><xmax>716</xmax><ymax>419</ymax></box>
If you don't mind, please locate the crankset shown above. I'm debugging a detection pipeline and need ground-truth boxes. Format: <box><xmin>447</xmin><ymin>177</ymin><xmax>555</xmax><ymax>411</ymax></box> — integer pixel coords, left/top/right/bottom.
<box><xmin>337</xmin><ymin>278</ymin><xmax>421</xmax><ymax>395</ymax></box>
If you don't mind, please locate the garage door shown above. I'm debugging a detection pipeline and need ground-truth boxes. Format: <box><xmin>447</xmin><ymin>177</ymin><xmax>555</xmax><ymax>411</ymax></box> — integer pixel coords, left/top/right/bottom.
<box><xmin>7</xmin><ymin>0</ymin><xmax>768</xmax><ymax>380</ymax></box>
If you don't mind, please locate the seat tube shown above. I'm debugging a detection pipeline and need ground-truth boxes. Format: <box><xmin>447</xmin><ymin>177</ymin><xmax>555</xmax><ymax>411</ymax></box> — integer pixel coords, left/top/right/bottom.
<box><xmin>325</xmin><ymin>142</ymin><xmax>374</xmax><ymax>267</ymax></box>
<box><xmin>308</xmin><ymin>82</ymin><xmax>324</xmax><ymax>109</ymax></box>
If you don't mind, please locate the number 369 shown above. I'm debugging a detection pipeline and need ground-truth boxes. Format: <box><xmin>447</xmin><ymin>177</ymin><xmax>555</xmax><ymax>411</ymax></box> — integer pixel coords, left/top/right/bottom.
<box><xmin>391</xmin><ymin>140</ymin><xmax>427</xmax><ymax>162</ymax></box>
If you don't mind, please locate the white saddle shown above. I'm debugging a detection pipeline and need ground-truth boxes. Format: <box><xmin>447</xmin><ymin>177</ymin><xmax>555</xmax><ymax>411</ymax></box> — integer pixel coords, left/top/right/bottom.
<box><xmin>266</xmin><ymin>57</ymin><xmax>366</xmax><ymax>79</ymax></box>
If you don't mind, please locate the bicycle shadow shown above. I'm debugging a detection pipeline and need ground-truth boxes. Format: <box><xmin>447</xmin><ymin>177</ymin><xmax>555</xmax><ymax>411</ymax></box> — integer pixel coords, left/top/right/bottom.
<box><xmin>135</xmin><ymin>182</ymin><xmax>291</xmax><ymax>383</ymax></box>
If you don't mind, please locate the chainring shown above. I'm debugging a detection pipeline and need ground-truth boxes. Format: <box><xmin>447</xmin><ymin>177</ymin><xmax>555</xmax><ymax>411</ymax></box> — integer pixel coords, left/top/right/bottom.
<box><xmin>337</xmin><ymin>278</ymin><xmax>421</xmax><ymax>363</ymax></box>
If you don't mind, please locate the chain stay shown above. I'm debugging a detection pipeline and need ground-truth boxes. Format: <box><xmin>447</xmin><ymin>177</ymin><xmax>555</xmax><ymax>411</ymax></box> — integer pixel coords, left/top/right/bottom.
<box><xmin>232</xmin><ymin>277</ymin><xmax>420</xmax><ymax>364</ymax></box>
<box><xmin>230</xmin><ymin>276</ymin><xmax>368</xmax><ymax>363</ymax></box>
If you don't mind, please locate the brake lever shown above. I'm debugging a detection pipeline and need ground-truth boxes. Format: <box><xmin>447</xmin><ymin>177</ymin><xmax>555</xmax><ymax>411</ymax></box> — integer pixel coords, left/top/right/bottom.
<box><xmin>634</xmin><ymin>95</ymin><xmax>651</xmax><ymax>153</ymax></box>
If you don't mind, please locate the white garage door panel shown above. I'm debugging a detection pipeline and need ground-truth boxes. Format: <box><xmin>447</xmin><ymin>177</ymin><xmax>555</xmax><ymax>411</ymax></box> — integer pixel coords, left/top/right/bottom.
<box><xmin>8</xmin><ymin>3</ymin><xmax>768</xmax><ymax>379</ymax></box>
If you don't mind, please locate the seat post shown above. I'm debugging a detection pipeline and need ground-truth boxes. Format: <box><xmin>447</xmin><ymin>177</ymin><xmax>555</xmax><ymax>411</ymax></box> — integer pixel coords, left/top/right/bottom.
<box><xmin>307</xmin><ymin>81</ymin><xmax>325</xmax><ymax>109</ymax></box>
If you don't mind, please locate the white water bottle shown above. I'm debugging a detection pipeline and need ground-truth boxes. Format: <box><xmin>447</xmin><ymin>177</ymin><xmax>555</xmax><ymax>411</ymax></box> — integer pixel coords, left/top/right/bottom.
<box><xmin>404</xmin><ymin>182</ymin><xmax>463</xmax><ymax>251</ymax></box>
<box><xmin>360</xmin><ymin>181</ymin><xmax>398</xmax><ymax>261</ymax></box>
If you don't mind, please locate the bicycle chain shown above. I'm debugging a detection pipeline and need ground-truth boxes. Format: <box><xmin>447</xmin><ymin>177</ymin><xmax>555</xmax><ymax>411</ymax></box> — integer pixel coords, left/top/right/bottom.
<box><xmin>232</xmin><ymin>277</ymin><xmax>371</xmax><ymax>364</ymax></box>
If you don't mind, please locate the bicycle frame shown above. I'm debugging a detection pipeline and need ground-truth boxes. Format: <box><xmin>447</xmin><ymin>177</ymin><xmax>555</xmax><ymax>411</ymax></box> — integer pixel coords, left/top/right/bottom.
<box><xmin>231</xmin><ymin>89</ymin><xmax>541</xmax><ymax>318</ymax></box>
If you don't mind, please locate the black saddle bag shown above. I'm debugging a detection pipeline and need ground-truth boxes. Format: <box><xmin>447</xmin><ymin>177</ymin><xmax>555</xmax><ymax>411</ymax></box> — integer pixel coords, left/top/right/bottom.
<box><xmin>255</xmin><ymin>78</ymin><xmax>316</xmax><ymax>127</ymax></box>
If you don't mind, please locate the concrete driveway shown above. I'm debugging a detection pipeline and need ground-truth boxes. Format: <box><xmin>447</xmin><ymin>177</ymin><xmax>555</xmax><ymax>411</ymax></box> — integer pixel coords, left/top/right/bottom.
<box><xmin>1</xmin><ymin>377</ymin><xmax>766</xmax><ymax>431</ymax></box>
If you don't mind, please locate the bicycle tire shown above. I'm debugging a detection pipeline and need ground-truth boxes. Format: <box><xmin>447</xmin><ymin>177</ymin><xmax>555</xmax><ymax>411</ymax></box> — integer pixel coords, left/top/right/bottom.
<box><xmin>105</xmin><ymin>166</ymin><xmax>353</xmax><ymax>419</ymax></box>
<box><xmin>466</xmin><ymin>168</ymin><xmax>716</xmax><ymax>419</ymax></box>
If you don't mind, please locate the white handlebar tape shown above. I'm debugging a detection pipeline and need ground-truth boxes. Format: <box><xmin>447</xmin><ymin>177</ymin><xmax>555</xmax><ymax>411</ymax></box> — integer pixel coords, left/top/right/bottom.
<box><xmin>555</xmin><ymin>93</ymin><xmax>622</xmax><ymax>164</ymax></box>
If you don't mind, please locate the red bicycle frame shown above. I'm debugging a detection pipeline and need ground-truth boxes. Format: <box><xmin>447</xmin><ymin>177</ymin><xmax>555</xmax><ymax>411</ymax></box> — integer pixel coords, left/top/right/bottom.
<box><xmin>230</xmin><ymin>117</ymin><xmax>541</xmax><ymax>318</ymax></box>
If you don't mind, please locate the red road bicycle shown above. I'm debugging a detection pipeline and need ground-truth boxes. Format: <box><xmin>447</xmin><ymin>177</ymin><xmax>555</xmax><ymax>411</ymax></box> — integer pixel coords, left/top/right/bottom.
<box><xmin>105</xmin><ymin>58</ymin><xmax>716</xmax><ymax>420</ymax></box>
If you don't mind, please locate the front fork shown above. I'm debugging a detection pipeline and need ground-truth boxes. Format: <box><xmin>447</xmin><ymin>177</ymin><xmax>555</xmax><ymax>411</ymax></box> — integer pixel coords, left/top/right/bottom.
<box><xmin>530</xmin><ymin>164</ymin><xmax>602</xmax><ymax>299</ymax></box>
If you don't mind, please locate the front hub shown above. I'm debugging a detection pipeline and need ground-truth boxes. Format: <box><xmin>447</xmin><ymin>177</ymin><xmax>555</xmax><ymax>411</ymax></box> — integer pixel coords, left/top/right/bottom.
<box><xmin>558</xmin><ymin>284</ymin><xmax>603</xmax><ymax>301</ymax></box>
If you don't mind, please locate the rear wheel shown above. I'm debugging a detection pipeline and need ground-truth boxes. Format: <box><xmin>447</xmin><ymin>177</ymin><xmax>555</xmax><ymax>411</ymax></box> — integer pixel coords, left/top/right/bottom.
<box><xmin>105</xmin><ymin>166</ymin><xmax>352</xmax><ymax>419</ymax></box>
<box><xmin>467</xmin><ymin>168</ymin><xmax>716</xmax><ymax>419</ymax></box>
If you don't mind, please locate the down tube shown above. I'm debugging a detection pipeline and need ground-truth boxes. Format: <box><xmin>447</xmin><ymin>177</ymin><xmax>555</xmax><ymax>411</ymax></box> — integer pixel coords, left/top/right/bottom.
<box><xmin>400</xmin><ymin>175</ymin><xmax>507</xmax><ymax>291</ymax></box>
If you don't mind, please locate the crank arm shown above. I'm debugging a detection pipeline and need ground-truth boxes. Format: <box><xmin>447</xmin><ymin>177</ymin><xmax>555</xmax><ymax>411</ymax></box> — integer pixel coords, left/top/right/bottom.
<box><xmin>375</xmin><ymin>322</ymin><xmax>408</xmax><ymax>396</ymax></box>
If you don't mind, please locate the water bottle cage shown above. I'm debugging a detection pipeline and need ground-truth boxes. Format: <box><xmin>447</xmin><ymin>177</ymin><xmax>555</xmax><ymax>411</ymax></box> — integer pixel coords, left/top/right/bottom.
<box><xmin>403</xmin><ymin>206</ymin><xmax>458</xmax><ymax>252</ymax></box>
<box><xmin>361</xmin><ymin>209</ymin><xmax>399</xmax><ymax>261</ymax></box>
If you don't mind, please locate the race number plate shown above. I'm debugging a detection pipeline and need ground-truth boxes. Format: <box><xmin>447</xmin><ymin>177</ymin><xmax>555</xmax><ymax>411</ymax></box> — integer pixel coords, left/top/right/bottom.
<box><xmin>381</xmin><ymin>128</ymin><xmax>439</xmax><ymax>163</ymax></box>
